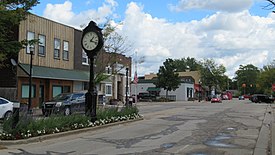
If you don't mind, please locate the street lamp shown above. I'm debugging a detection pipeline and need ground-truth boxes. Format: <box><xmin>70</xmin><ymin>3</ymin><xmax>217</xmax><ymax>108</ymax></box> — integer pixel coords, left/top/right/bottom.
<box><xmin>125</xmin><ymin>67</ymin><xmax>129</xmax><ymax>106</ymax></box>
<box><xmin>28</xmin><ymin>46</ymin><xmax>34</xmax><ymax>114</ymax></box>
<box><xmin>199</xmin><ymin>79</ymin><xmax>202</xmax><ymax>102</ymax></box>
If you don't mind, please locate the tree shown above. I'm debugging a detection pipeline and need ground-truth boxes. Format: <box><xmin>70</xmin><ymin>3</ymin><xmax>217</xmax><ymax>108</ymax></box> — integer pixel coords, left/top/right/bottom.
<box><xmin>94</xmin><ymin>21</ymin><xmax>132</xmax><ymax>84</ymax></box>
<box><xmin>102</xmin><ymin>21</ymin><xmax>132</xmax><ymax>55</ymax></box>
<box><xmin>199</xmin><ymin>59</ymin><xmax>227</xmax><ymax>94</ymax></box>
<box><xmin>234</xmin><ymin>64</ymin><xmax>260</xmax><ymax>95</ymax></box>
<box><xmin>263</xmin><ymin>0</ymin><xmax>275</xmax><ymax>13</ymax></box>
<box><xmin>0</xmin><ymin>0</ymin><xmax>39</xmax><ymax>66</ymax></box>
<box><xmin>173</xmin><ymin>57</ymin><xmax>200</xmax><ymax>72</ymax></box>
<box><xmin>154</xmin><ymin>58</ymin><xmax>181</xmax><ymax>99</ymax></box>
<box><xmin>257</xmin><ymin>60</ymin><xmax>275</xmax><ymax>95</ymax></box>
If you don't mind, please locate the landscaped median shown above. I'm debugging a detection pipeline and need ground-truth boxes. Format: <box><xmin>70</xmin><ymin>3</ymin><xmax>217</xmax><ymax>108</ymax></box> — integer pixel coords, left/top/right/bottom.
<box><xmin>0</xmin><ymin>106</ymin><xmax>143</xmax><ymax>145</ymax></box>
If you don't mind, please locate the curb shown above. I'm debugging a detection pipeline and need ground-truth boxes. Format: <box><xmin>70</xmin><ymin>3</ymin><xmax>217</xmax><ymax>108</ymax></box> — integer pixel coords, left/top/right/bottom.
<box><xmin>272</xmin><ymin>105</ymin><xmax>275</xmax><ymax>155</ymax></box>
<box><xmin>254</xmin><ymin>105</ymin><xmax>273</xmax><ymax>155</ymax></box>
<box><xmin>0</xmin><ymin>117</ymin><xmax>143</xmax><ymax>146</ymax></box>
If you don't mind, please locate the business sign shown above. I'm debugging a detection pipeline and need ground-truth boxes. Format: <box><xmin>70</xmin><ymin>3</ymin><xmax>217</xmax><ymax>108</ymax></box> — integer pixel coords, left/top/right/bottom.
<box><xmin>272</xmin><ymin>84</ymin><xmax>275</xmax><ymax>92</ymax></box>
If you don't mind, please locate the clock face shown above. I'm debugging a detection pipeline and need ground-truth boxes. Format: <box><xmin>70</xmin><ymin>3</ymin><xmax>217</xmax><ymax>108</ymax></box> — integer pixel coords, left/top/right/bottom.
<box><xmin>82</xmin><ymin>31</ymin><xmax>99</xmax><ymax>51</ymax></box>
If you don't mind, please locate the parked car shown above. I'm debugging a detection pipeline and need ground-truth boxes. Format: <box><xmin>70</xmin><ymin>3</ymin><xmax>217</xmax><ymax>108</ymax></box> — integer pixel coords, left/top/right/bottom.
<box><xmin>137</xmin><ymin>92</ymin><xmax>156</xmax><ymax>101</ymax></box>
<box><xmin>0</xmin><ymin>97</ymin><xmax>14</xmax><ymax>119</ymax></box>
<box><xmin>42</xmin><ymin>92</ymin><xmax>86</xmax><ymax>116</ymax></box>
<box><xmin>211</xmin><ymin>95</ymin><xmax>222</xmax><ymax>103</ymax></box>
<box><xmin>250</xmin><ymin>94</ymin><xmax>274</xmax><ymax>103</ymax></box>
<box><xmin>238</xmin><ymin>95</ymin><xmax>245</xmax><ymax>100</ymax></box>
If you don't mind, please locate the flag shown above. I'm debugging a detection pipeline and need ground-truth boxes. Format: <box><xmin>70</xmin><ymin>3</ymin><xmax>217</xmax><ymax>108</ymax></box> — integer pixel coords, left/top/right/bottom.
<box><xmin>133</xmin><ymin>71</ymin><xmax>138</xmax><ymax>84</ymax></box>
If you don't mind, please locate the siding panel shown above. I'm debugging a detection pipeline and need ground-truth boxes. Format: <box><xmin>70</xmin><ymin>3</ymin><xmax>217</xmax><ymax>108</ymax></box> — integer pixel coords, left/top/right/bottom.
<box><xmin>18</xmin><ymin>14</ymin><xmax>74</xmax><ymax>70</ymax></box>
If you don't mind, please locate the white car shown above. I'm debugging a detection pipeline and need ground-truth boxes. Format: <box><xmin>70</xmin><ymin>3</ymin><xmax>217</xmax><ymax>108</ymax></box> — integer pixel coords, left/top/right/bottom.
<box><xmin>0</xmin><ymin>97</ymin><xmax>14</xmax><ymax>119</ymax></box>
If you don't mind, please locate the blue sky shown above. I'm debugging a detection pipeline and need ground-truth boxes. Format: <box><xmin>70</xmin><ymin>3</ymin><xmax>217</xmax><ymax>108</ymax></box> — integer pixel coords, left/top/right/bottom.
<box><xmin>30</xmin><ymin>0</ymin><xmax>275</xmax><ymax>78</ymax></box>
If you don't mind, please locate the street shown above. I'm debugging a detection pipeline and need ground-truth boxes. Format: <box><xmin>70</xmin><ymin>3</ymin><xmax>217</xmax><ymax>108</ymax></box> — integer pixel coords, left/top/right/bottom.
<box><xmin>0</xmin><ymin>99</ymin><xmax>273</xmax><ymax>155</ymax></box>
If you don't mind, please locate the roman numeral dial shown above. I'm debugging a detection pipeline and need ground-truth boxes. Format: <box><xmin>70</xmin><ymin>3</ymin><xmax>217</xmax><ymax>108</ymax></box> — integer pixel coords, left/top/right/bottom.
<box><xmin>82</xmin><ymin>31</ymin><xmax>99</xmax><ymax>51</ymax></box>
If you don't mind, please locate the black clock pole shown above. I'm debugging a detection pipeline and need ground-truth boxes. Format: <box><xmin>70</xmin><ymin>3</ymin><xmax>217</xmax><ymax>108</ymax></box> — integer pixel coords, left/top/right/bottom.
<box><xmin>82</xmin><ymin>21</ymin><xmax>104</xmax><ymax>123</ymax></box>
<box><xmin>86</xmin><ymin>53</ymin><xmax>97</xmax><ymax>122</ymax></box>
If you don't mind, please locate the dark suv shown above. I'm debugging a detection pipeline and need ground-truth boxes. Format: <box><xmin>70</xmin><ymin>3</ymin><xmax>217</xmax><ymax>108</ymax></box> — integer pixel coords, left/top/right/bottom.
<box><xmin>137</xmin><ymin>92</ymin><xmax>156</xmax><ymax>101</ymax></box>
<box><xmin>250</xmin><ymin>94</ymin><xmax>274</xmax><ymax>103</ymax></box>
<box><xmin>42</xmin><ymin>92</ymin><xmax>86</xmax><ymax>116</ymax></box>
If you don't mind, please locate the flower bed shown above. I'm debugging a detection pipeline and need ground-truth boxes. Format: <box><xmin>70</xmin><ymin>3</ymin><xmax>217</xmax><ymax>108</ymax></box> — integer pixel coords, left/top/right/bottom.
<box><xmin>0</xmin><ymin>106</ymin><xmax>141</xmax><ymax>140</ymax></box>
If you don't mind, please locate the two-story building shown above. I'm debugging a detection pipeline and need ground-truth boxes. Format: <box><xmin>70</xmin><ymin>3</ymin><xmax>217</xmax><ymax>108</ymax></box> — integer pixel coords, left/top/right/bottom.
<box><xmin>0</xmin><ymin>14</ymin><xmax>131</xmax><ymax>108</ymax></box>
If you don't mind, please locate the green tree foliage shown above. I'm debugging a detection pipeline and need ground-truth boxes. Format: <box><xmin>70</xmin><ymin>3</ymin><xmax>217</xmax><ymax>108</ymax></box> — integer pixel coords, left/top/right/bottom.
<box><xmin>234</xmin><ymin>64</ymin><xmax>260</xmax><ymax>95</ymax></box>
<box><xmin>154</xmin><ymin>58</ymin><xmax>181</xmax><ymax>98</ymax></box>
<box><xmin>199</xmin><ymin>59</ymin><xmax>227</xmax><ymax>93</ymax></box>
<box><xmin>257</xmin><ymin>60</ymin><xmax>275</xmax><ymax>95</ymax></box>
<box><xmin>173</xmin><ymin>57</ymin><xmax>200</xmax><ymax>72</ymax></box>
<box><xmin>0</xmin><ymin>0</ymin><xmax>39</xmax><ymax>65</ymax></box>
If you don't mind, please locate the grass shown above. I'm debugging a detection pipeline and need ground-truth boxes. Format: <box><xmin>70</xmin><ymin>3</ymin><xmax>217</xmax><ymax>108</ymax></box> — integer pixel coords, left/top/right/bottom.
<box><xmin>0</xmin><ymin>106</ymin><xmax>141</xmax><ymax>140</ymax></box>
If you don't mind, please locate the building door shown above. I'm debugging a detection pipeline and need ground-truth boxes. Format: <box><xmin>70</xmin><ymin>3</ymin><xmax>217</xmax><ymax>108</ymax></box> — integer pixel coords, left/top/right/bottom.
<box><xmin>39</xmin><ymin>85</ymin><xmax>44</xmax><ymax>108</ymax></box>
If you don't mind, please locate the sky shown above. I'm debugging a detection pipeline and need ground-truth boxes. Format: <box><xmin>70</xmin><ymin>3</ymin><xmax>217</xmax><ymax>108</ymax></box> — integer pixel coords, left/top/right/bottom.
<box><xmin>31</xmin><ymin>0</ymin><xmax>275</xmax><ymax>79</ymax></box>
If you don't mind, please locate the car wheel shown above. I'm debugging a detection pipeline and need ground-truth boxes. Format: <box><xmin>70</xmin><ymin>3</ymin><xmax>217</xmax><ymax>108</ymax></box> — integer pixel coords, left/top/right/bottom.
<box><xmin>4</xmin><ymin>111</ymin><xmax>12</xmax><ymax>120</ymax></box>
<box><xmin>64</xmin><ymin>106</ymin><xmax>71</xmax><ymax>116</ymax></box>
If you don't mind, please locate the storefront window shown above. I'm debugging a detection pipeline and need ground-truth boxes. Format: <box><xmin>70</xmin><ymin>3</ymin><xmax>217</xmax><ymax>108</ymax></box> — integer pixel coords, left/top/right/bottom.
<box><xmin>52</xmin><ymin>86</ymin><xmax>62</xmax><ymax>97</ymax></box>
<box><xmin>21</xmin><ymin>85</ymin><xmax>36</xmax><ymax>98</ymax></box>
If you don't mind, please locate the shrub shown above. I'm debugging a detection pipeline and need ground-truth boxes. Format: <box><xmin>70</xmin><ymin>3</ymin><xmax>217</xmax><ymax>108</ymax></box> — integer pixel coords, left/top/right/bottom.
<box><xmin>0</xmin><ymin>106</ymin><xmax>141</xmax><ymax>140</ymax></box>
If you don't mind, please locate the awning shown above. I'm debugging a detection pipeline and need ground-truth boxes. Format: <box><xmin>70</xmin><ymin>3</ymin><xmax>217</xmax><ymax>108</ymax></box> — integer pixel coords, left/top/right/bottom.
<box><xmin>20</xmin><ymin>64</ymin><xmax>90</xmax><ymax>82</ymax></box>
<box><xmin>147</xmin><ymin>87</ymin><xmax>161</xmax><ymax>92</ymax></box>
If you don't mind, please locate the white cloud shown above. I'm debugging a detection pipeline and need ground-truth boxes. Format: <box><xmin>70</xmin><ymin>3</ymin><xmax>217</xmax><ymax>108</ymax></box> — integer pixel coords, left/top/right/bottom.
<box><xmin>170</xmin><ymin>0</ymin><xmax>253</xmax><ymax>13</ymax></box>
<box><xmin>43</xmin><ymin>0</ymin><xmax>117</xmax><ymax>29</ymax></box>
<box><xmin>120</xmin><ymin>2</ymin><xmax>275</xmax><ymax>77</ymax></box>
<box><xmin>43</xmin><ymin>1</ymin><xmax>75</xmax><ymax>24</ymax></box>
<box><xmin>41</xmin><ymin>1</ymin><xmax>275</xmax><ymax>78</ymax></box>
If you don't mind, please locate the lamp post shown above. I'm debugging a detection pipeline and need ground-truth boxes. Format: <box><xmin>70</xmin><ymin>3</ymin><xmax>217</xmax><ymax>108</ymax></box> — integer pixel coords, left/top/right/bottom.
<box><xmin>125</xmin><ymin>67</ymin><xmax>129</xmax><ymax>106</ymax></box>
<box><xmin>28</xmin><ymin>46</ymin><xmax>34</xmax><ymax>114</ymax></box>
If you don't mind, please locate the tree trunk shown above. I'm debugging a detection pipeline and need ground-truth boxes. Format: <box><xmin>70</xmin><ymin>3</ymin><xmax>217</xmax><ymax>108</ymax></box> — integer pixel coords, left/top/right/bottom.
<box><xmin>166</xmin><ymin>90</ymin><xmax>168</xmax><ymax>99</ymax></box>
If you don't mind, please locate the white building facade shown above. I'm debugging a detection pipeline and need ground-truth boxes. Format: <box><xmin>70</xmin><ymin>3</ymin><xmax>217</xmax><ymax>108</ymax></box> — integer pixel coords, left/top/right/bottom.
<box><xmin>131</xmin><ymin>77</ymin><xmax>194</xmax><ymax>101</ymax></box>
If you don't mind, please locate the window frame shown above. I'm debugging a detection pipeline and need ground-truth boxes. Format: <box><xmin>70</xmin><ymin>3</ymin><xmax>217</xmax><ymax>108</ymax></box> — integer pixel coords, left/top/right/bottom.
<box><xmin>26</xmin><ymin>31</ymin><xmax>35</xmax><ymax>54</ymax></box>
<box><xmin>82</xmin><ymin>50</ymin><xmax>89</xmax><ymax>65</ymax></box>
<box><xmin>52</xmin><ymin>85</ymin><xmax>63</xmax><ymax>98</ymax></box>
<box><xmin>63</xmin><ymin>40</ymin><xmax>69</xmax><ymax>60</ymax></box>
<box><xmin>54</xmin><ymin>38</ymin><xmax>61</xmax><ymax>59</ymax></box>
<box><xmin>38</xmin><ymin>34</ymin><xmax>46</xmax><ymax>56</ymax></box>
<box><xmin>21</xmin><ymin>84</ymin><xmax>36</xmax><ymax>98</ymax></box>
<box><xmin>105</xmin><ymin>84</ymin><xmax>112</xmax><ymax>96</ymax></box>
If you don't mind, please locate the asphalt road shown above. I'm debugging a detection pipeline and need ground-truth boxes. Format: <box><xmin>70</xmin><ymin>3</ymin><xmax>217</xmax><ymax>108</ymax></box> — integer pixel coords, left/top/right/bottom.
<box><xmin>0</xmin><ymin>99</ymin><xmax>273</xmax><ymax>155</ymax></box>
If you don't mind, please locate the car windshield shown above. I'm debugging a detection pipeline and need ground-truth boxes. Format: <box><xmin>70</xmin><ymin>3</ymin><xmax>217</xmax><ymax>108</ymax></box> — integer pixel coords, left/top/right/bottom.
<box><xmin>52</xmin><ymin>93</ymin><xmax>71</xmax><ymax>101</ymax></box>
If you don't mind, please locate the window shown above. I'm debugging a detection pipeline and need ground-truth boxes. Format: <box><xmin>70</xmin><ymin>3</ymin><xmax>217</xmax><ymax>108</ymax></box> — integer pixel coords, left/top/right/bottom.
<box><xmin>38</xmin><ymin>34</ymin><xmax>46</xmax><ymax>56</ymax></box>
<box><xmin>84</xmin><ymin>82</ymin><xmax>89</xmax><ymax>90</ymax></box>
<box><xmin>72</xmin><ymin>93</ymin><xmax>84</xmax><ymax>100</ymax></box>
<box><xmin>54</xmin><ymin>38</ymin><xmax>61</xmax><ymax>59</ymax></box>
<box><xmin>187</xmin><ymin>87</ymin><xmax>193</xmax><ymax>98</ymax></box>
<box><xmin>0</xmin><ymin>99</ymin><xmax>8</xmax><ymax>105</ymax></box>
<box><xmin>105</xmin><ymin>84</ymin><xmax>112</xmax><ymax>96</ymax></box>
<box><xmin>52</xmin><ymin>86</ymin><xmax>62</xmax><ymax>97</ymax></box>
<box><xmin>26</xmin><ymin>31</ymin><xmax>35</xmax><ymax>54</ymax></box>
<box><xmin>82</xmin><ymin>50</ymin><xmax>89</xmax><ymax>65</ymax></box>
<box><xmin>105</xmin><ymin>65</ymin><xmax>112</xmax><ymax>74</ymax></box>
<box><xmin>63</xmin><ymin>86</ymin><xmax>70</xmax><ymax>93</ymax></box>
<box><xmin>63</xmin><ymin>41</ymin><xmax>69</xmax><ymax>60</ymax></box>
<box><xmin>21</xmin><ymin>85</ymin><xmax>36</xmax><ymax>98</ymax></box>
